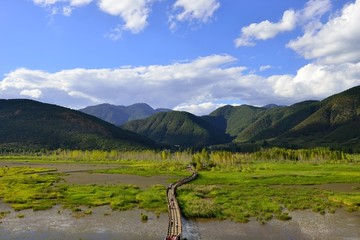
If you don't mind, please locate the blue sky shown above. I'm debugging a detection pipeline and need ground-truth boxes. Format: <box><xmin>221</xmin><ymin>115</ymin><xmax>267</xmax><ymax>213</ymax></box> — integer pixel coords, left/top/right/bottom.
<box><xmin>1</xmin><ymin>0</ymin><xmax>360</xmax><ymax>115</ymax></box>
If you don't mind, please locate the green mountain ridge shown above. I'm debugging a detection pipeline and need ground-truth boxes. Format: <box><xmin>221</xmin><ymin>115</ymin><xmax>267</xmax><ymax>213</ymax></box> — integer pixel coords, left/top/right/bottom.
<box><xmin>236</xmin><ymin>100</ymin><xmax>320</xmax><ymax>142</ymax></box>
<box><xmin>209</xmin><ymin>104</ymin><xmax>266</xmax><ymax>138</ymax></box>
<box><xmin>0</xmin><ymin>99</ymin><xmax>158</xmax><ymax>151</ymax></box>
<box><xmin>1</xmin><ymin>86</ymin><xmax>359</xmax><ymax>151</ymax></box>
<box><xmin>121</xmin><ymin>86</ymin><xmax>360</xmax><ymax>150</ymax></box>
<box><xmin>122</xmin><ymin>111</ymin><xmax>231</xmax><ymax>147</ymax></box>
<box><xmin>277</xmin><ymin>86</ymin><xmax>360</xmax><ymax>149</ymax></box>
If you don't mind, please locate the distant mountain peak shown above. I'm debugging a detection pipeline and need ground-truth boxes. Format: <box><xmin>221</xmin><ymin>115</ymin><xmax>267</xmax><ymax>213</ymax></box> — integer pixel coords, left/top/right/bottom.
<box><xmin>79</xmin><ymin>103</ymin><xmax>171</xmax><ymax>126</ymax></box>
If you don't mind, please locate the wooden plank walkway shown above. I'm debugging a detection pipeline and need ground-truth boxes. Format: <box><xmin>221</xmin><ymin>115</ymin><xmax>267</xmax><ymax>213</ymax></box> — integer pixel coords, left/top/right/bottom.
<box><xmin>165</xmin><ymin>168</ymin><xmax>198</xmax><ymax>240</ymax></box>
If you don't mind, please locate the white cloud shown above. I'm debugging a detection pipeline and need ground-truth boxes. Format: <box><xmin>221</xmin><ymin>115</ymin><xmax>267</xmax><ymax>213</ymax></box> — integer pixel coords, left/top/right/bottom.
<box><xmin>70</xmin><ymin>0</ymin><xmax>93</xmax><ymax>7</ymax></box>
<box><xmin>169</xmin><ymin>0</ymin><xmax>220</xmax><ymax>30</ymax></box>
<box><xmin>1</xmin><ymin>55</ymin><xmax>359</xmax><ymax>115</ymax></box>
<box><xmin>98</xmin><ymin>0</ymin><xmax>152</xmax><ymax>33</ymax></box>
<box><xmin>20</xmin><ymin>89</ymin><xmax>43</xmax><ymax>99</ymax></box>
<box><xmin>33</xmin><ymin>0</ymin><xmax>152</xmax><ymax>33</ymax></box>
<box><xmin>300</xmin><ymin>0</ymin><xmax>332</xmax><ymax>22</ymax></box>
<box><xmin>174</xmin><ymin>102</ymin><xmax>226</xmax><ymax>116</ymax></box>
<box><xmin>33</xmin><ymin>0</ymin><xmax>61</xmax><ymax>6</ymax></box>
<box><xmin>235</xmin><ymin>0</ymin><xmax>331</xmax><ymax>47</ymax></box>
<box><xmin>269</xmin><ymin>62</ymin><xmax>360</xmax><ymax>101</ymax></box>
<box><xmin>33</xmin><ymin>0</ymin><xmax>93</xmax><ymax>17</ymax></box>
<box><xmin>33</xmin><ymin>0</ymin><xmax>93</xmax><ymax>7</ymax></box>
<box><xmin>33</xmin><ymin>0</ymin><xmax>220</xmax><ymax>34</ymax></box>
<box><xmin>61</xmin><ymin>0</ymin><xmax>94</xmax><ymax>16</ymax></box>
<box><xmin>287</xmin><ymin>0</ymin><xmax>360</xmax><ymax>64</ymax></box>
<box><xmin>235</xmin><ymin>9</ymin><xmax>297</xmax><ymax>47</ymax></box>
<box><xmin>259</xmin><ymin>65</ymin><xmax>272</xmax><ymax>72</ymax></box>
<box><xmin>0</xmin><ymin>55</ymin><xmax>242</xmax><ymax>110</ymax></box>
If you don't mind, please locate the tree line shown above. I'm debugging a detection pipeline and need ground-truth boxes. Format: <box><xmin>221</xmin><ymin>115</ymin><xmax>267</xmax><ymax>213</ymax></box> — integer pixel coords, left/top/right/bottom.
<box><xmin>1</xmin><ymin>147</ymin><xmax>358</xmax><ymax>172</ymax></box>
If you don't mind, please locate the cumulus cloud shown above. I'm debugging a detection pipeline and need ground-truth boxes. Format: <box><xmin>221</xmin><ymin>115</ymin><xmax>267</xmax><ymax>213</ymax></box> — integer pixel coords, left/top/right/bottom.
<box><xmin>34</xmin><ymin>0</ymin><xmax>220</xmax><ymax>34</ymax></box>
<box><xmin>1</xmin><ymin>55</ymin><xmax>359</xmax><ymax>115</ymax></box>
<box><xmin>270</xmin><ymin>63</ymin><xmax>359</xmax><ymax>99</ymax></box>
<box><xmin>235</xmin><ymin>10</ymin><xmax>297</xmax><ymax>47</ymax></box>
<box><xmin>235</xmin><ymin>0</ymin><xmax>331</xmax><ymax>47</ymax></box>
<box><xmin>174</xmin><ymin>102</ymin><xmax>227</xmax><ymax>116</ymax></box>
<box><xmin>287</xmin><ymin>0</ymin><xmax>360</xmax><ymax>64</ymax></box>
<box><xmin>20</xmin><ymin>89</ymin><xmax>43</xmax><ymax>99</ymax></box>
<box><xmin>33</xmin><ymin>0</ymin><xmax>152</xmax><ymax>34</ymax></box>
<box><xmin>0</xmin><ymin>55</ymin><xmax>241</xmax><ymax>110</ymax></box>
<box><xmin>169</xmin><ymin>0</ymin><xmax>220</xmax><ymax>30</ymax></box>
<box><xmin>98</xmin><ymin>0</ymin><xmax>153</xmax><ymax>34</ymax></box>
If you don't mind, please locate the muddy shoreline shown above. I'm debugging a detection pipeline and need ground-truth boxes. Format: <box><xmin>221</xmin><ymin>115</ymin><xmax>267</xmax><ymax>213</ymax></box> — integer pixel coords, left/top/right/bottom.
<box><xmin>0</xmin><ymin>203</ymin><xmax>168</xmax><ymax>240</ymax></box>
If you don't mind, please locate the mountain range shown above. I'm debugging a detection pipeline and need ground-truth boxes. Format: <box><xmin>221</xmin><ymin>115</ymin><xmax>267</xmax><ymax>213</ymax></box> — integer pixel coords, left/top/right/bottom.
<box><xmin>0</xmin><ymin>86</ymin><xmax>359</xmax><ymax>151</ymax></box>
<box><xmin>79</xmin><ymin>103</ymin><xmax>171</xmax><ymax>126</ymax></box>
<box><xmin>121</xmin><ymin>86</ymin><xmax>360</xmax><ymax>151</ymax></box>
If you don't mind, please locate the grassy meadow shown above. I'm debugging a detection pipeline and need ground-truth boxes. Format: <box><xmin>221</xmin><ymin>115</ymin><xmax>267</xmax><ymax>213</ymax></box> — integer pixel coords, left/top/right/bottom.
<box><xmin>178</xmin><ymin>162</ymin><xmax>360</xmax><ymax>223</ymax></box>
<box><xmin>0</xmin><ymin>148</ymin><xmax>359</xmax><ymax>223</ymax></box>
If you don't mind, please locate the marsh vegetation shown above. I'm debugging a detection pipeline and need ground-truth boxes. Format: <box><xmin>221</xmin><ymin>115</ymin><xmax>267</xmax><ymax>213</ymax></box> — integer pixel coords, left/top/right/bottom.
<box><xmin>0</xmin><ymin>148</ymin><xmax>359</xmax><ymax>224</ymax></box>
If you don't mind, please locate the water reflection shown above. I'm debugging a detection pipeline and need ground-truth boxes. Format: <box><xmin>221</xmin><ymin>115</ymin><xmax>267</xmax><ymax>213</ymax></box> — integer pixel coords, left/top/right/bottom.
<box><xmin>195</xmin><ymin>210</ymin><xmax>360</xmax><ymax>240</ymax></box>
<box><xmin>0</xmin><ymin>204</ymin><xmax>168</xmax><ymax>240</ymax></box>
<box><xmin>1</xmin><ymin>203</ymin><xmax>359</xmax><ymax>240</ymax></box>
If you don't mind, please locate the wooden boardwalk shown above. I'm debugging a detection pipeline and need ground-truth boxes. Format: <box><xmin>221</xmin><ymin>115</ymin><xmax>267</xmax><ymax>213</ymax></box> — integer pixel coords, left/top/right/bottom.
<box><xmin>165</xmin><ymin>169</ymin><xmax>198</xmax><ymax>240</ymax></box>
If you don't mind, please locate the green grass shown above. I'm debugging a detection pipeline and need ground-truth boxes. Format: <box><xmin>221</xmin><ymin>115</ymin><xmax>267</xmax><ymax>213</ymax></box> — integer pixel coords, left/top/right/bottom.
<box><xmin>92</xmin><ymin>160</ymin><xmax>190</xmax><ymax>177</ymax></box>
<box><xmin>0</xmin><ymin>166</ymin><xmax>168</xmax><ymax>214</ymax></box>
<box><xmin>0</xmin><ymin>167</ymin><xmax>60</xmax><ymax>211</ymax></box>
<box><xmin>329</xmin><ymin>194</ymin><xmax>360</xmax><ymax>207</ymax></box>
<box><xmin>194</xmin><ymin>162</ymin><xmax>360</xmax><ymax>185</ymax></box>
<box><xmin>0</xmin><ymin>153</ymin><xmax>359</xmax><ymax>224</ymax></box>
<box><xmin>177</xmin><ymin>162</ymin><xmax>360</xmax><ymax>223</ymax></box>
<box><xmin>60</xmin><ymin>184</ymin><xmax>141</xmax><ymax>210</ymax></box>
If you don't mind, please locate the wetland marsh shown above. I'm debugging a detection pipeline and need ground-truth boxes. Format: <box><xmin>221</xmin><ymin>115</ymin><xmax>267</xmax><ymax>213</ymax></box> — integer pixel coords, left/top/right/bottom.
<box><xmin>0</xmin><ymin>149</ymin><xmax>360</xmax><ymax>239</ymax></box>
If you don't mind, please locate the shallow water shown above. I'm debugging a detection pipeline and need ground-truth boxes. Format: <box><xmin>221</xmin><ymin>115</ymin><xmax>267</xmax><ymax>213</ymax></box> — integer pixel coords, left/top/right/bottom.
<box><xmin>62</xmin><ymin>172</ymin><xmax>172</xmax><ymax>189</ymax></box>
<box><xmin>1</xmin><ymin>202</ymin><xmax>359</xmax><ymax>240</ymax></box>
<box><xmin>0</xmin><ymin>204</ymin><xmax>168</xmax><ymax>240</ymax></box>
<box><xmin>1</xmin><ymin>162</ymin><xmax>359</xmax><ymax>239</ymax></box>
<box><xmin>195</xmin><ymin>209</ymin><xmax>360</xmax><ymax>240</ymax></box>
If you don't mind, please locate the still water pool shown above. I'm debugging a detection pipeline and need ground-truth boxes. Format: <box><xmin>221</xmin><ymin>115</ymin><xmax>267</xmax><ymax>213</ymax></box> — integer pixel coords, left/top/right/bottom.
<box><xmin>1</xmin><ymin>203</ymin><xmax>359</xmax><ymax>240</ymax></box>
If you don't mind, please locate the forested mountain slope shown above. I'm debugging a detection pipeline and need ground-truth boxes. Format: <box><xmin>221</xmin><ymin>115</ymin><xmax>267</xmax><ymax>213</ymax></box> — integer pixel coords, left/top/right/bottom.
<box><xmin>0</xmin><ymin>99</ymin><xmax>157</xmax><ymax>151</ymax></box>
<box><xmin>122</xmin><ymin>111</ymin><xmax>231</xmax><ymax>147</ymax></box>
<box><xmin>122</xmin><ymin>86</ymin><xmax>360</xmax><ymax>150</ymax></box>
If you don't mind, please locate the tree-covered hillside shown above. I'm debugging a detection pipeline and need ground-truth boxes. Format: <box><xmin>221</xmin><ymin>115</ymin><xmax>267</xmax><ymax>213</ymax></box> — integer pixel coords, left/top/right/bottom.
<box><xmin>1</xmin><ymin>86</ymin><xmax>359</xmax><ymax>151</ymax></box>
<box><xmin>122</xmin><ymin>111</ymin><xmax>231</xmax><ymax>147</ymax></box>
<box><xmin>122</xmin><ymin>86</ymin><xmax>360</xmax><ymax>151</ymax></box>
<box><xmin>0</xmin><ymin>99</ymin><xmax>158</xmax><ymax>151</ymax></box>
